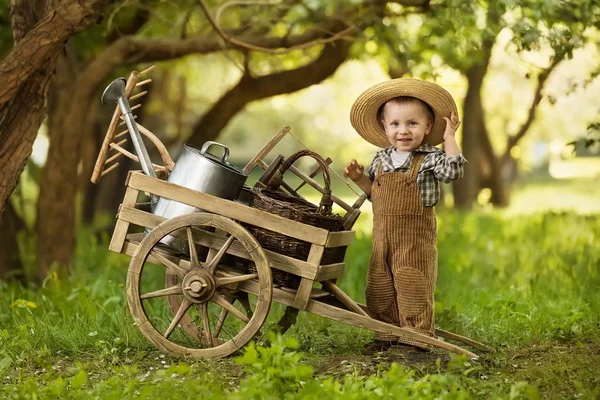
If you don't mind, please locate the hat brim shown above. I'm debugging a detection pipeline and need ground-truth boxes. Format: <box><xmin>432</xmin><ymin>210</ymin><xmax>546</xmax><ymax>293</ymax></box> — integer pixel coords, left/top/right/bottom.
<box><xmin>350</xmin><ymin>78</ymin><xmax>458</xmax><ymax>147</ymax></box>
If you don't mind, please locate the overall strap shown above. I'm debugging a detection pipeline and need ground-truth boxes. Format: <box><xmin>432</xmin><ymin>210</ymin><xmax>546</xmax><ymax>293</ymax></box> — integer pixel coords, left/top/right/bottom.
<box><xmin>409</xmin><ymin>153</ymin><xmax>426</xmax><ymax>178</ymax></box>
<box><xmin>375</xmin><ymin>160</ymin><xmax>384</xmax><ymax>178</ymax></box>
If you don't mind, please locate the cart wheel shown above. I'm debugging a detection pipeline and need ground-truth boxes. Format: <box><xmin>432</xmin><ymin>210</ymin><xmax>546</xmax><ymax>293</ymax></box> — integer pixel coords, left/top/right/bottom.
<box><xmin>127</xmin><ymin>213</ymin><xmax>272</xmax><ymax>358</ymax></box>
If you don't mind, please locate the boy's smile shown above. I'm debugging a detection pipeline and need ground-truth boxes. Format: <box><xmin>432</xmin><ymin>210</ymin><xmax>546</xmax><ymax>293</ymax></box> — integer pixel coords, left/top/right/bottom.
<box><xmin>381</xmin><ymin>101</ymin><xmax>432</xmax><ymax>152</ymax></box>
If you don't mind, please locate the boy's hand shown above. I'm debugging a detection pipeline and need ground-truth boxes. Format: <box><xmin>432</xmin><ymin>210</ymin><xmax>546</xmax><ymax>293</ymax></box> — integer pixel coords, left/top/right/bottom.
<box><xmin>443</xmin><ymin>111</ymin><xmax>460</xmax><ymax>141</ymax></box>
<box><xmin>344</xmin><ymin>159</ymin><xmax>364</xmax><ymax>182</ymax></box>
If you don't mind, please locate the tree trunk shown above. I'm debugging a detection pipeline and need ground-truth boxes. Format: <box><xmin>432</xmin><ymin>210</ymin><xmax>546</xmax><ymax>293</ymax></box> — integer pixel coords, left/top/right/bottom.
<box><xmin>0</xmin><ymin>201</ymin><xmax>25</xmax><ymax>282</ymax></box>
<box><xmin>36</xmin><ymin>50</ymin><xmax>80</xmax><ymax>278</ymax></box>
<box><xmin>0</xmin><ymin>0</ymin><xmax>108</xmax><ymax>218</ymax></box>
<box><xmin>453</xmin><ymin>65</ymin><xmax>486</xmax><ymax>210</ymax></box>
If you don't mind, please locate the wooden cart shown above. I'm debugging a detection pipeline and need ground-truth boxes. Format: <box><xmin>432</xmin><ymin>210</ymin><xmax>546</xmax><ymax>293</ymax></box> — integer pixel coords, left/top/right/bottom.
<box><xmin>92</xmin><ymin>69</ymin><xmax>492</xmax><ymax>360</ymax></box>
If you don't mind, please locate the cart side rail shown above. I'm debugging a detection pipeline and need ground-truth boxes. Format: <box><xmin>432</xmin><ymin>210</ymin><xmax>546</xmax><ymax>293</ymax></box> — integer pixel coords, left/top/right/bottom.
<box><xmin>127</xmin><ymin>171</ymin><xmax>331</xmax><ymax>246</ymax></box>
<box><xmin>113</xmin><ymin>203</ymin><xmax>351</xmax><ymax>279</ymax></box>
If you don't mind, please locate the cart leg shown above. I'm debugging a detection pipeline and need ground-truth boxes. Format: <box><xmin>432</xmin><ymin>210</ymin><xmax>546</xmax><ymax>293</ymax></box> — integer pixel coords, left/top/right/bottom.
<box><xmin>277</xmin><ymin>307</ymin><xmax>299</xmax><ymax>333</ymax></box>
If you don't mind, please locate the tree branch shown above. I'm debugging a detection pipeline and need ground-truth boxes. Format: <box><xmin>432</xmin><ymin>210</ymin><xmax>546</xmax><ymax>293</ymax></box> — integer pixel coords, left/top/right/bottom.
<box><xmin>105</xmin><ymin>5</ymin><xmax>150</xmax><ymax>43</ymax></box>
<box><xmin>187</xmin><ymin>40</ymin><xmax>351</xmax><ymax>147</ymax></box>
<box><xmin>0</xmin><ymin>0</ymin><xmax>108</xmax><ymax>106</ymax></box>
<box><xmin>196</xmin><ymin>0</ymin><xmax>356</xmax><ymax>55</ymax></box>
<box><xmin>502</xmin><ymin>55</ymin><xmax>563</xmax><ymax>162</ymax></box>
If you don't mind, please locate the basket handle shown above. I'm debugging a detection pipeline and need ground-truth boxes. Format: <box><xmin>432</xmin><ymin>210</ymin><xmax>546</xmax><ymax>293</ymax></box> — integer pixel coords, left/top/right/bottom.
<box><xmin>267</xmin><ymin>149</ymin><xmax>333</xmax><ymax>214</ymax></box>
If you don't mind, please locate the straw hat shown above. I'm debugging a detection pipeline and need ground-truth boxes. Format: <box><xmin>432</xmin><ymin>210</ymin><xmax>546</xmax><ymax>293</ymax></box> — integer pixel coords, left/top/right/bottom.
<box><xmin>349</xmin><ymin>78</ymin><xmax>458</xmax><ymax>147</ymax></box>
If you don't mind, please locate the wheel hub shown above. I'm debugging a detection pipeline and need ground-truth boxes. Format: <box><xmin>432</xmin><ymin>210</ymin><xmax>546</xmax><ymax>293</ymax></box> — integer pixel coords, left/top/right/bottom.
<box><xmin>182</xmin><ymin>270</ymin><xmax>216</xmax><ymax>303</ymax></box>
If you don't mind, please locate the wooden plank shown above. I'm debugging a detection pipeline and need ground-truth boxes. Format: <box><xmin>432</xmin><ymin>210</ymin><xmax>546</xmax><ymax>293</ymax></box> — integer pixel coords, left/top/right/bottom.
<box><xmin>118</xmin><ymin>205</ymin><xmax>164</xmax><ymax>229</ymax></box>
<box><xmin>118</xmin><ymin>206</ymin><xmax>319</xmax><ymax>279</ymax></box>
<box><xmin>293</xmin><ymin>244</ymin><xmax>323</xmax><ymax>310</ymax></box>
<box><xmin>315</xmin><ymin>262</ymin><xmax>345</xmax><ymax>281</ymax></box>
<box><xmin>321</xmin><ymin>280</ymin><xmax>369</xmax><ymax>317</ymax></box>
<box><xmin>342</xmin><ymin>209</ymin><xmax>362</xmax><ymax>230</ymax></box>
<box><xmin>237</xmin><ymin>280</ymin><xmax>479</xmax><ymax>360</ymax></box>
<box><xmin>324</xmin><ymin>230</ymin><xmax>355</xmax><ymax>248</ymax></box>
<box><xmin>352</xmin><ymin>193</ymin><xmax>368</xmax><ymax>209</ymax></box>
<box><xmin>109</xmin><ymin>186</ymin><xmax>140</xmax><ymax>253</ymax></box>
<box><xmin>122</xmin><ymin>240</ymin><xmax>191</xmax><ymax>271</ymax></box>
<box><xmin>292</xmin><ymin>278</ymin><xmax>314</xmax><ymax>310</ymax></box>
<box><xmin>242</xmin><ymin>126</ymin><xmax>291</xmax><ymax>174</ymax></box>
<box><xmin>127</xmin><ymin>172</ymin><xmax>329</xmax><ymax>245</ymax></box>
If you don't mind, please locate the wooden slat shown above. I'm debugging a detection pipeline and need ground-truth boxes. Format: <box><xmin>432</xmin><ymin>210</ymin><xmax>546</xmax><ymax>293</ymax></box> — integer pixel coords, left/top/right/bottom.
<box><xmin>352</xmin><ymin>193</ymin><xmax>368</xmax><ymax>209</ymax></box>
<box><xmin>101</xmin><ymin>162</ymin><xmax>120</xmax><ymax>177</ymax></box>
<box><xmin>342</xmin><ymin>209</ymin><xmax>361</xmax><ymax>230</ymax></box>
<box><xmin>105</xmin><ymin>151</ymin><xmax>122</xmax><ymax>165</ymax></box>
<box><xmin>324</xmin><ymin>230</ymin><xmax>355</xmax><ymax>248</ymax></box>
<box><xmin>117</xmin><ymin>206</ymin><xmax>319</xmax><ymax>279</ymax></box>
<box><xmin>109</xmin><ymin>186</ymin><xmax>140</xmax><ymax>253</ymax></box>
<box><xmin>242</xmin><ymin>126</ymin><xmax>291</xmax><ymax>174</ymax></box>
<box><xmin>316</xmin><ymin>262</ymin><xmax>345</xmax><ymax>281</ymax></box>
<box><xmin>129</xmin><ymin>91</ymin><xmax>147</xmax><ymax>101</ymax></box>
<box><xmin>292</xmin><ymin>156</ymin><xmax>332</xmax><ymax>194</ymax></box>
<box><xmin>114</xmin><ymin>129</ymin><xmax>129</xmax><ymax>139</ymax></box>
<box><xmin>127</xmin><ymin>172</ymin><xmax>329</xmax><ymax>245</ymax></box>
<box><xmin>139</xmin><ymin>65</ymin><xmax>156</xmax><ymax>75</ymax></box>
<box><xmin>321</xmin><ymin>280</ymin><xmax>368</xmax><ymax>317</ymax></box>
<box><xmin>292</xmin><ymin>279</ymin><xmax>314</xmax><ymax>310</ymax></box>
<box><xmin>293</xmin><ymin>244</ymin><xmax>324</xmax><ymax>310</ymax></box>
<box><xmin>286</xmin><ymin>164</ymin><xmax>354</xmax><ymax>213</ymax></box>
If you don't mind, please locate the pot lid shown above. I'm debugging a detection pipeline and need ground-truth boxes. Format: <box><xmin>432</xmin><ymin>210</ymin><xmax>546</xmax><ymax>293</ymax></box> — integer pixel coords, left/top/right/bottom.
<box><xmin>184</xmin><ymin>144</ymin><xmax>247</xmax><ymax>177</ymax></box>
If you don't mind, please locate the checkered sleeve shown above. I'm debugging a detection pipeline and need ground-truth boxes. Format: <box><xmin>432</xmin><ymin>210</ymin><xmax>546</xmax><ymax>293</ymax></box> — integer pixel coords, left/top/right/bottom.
<box><xmin>367</xmin><ymin>153</ymin><xmax>381</xmax><ymax>182</ymax></box>
<box><xmin>431</xmin><ymin>151</ymin><xmax>467</xmax><ymax>183</ymax></box>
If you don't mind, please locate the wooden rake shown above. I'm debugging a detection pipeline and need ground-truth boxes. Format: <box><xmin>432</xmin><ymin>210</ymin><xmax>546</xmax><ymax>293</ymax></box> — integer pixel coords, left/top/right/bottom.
<box><xmin>91</xmin><ymin>65</ymin><xmax>175</xmax><ymax>184</ymax></box>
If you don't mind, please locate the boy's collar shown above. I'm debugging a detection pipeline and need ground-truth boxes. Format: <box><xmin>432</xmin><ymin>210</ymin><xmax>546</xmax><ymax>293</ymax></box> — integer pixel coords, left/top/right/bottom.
<box><xmin>382</xmin><ymin>143</ymin><xmax>439</xmax><ymax>154</ymax></box>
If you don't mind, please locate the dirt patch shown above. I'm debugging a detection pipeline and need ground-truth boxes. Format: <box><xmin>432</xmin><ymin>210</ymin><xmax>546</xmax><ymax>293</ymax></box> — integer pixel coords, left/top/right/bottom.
<box><xmin>313</xmin><ymin>347</ymin><xmax>451</xmax><ymax>378</ymax></box>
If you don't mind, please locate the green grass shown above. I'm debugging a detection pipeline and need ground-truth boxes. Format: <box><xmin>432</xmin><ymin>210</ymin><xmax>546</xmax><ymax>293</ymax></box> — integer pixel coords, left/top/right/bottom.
<box><xmin>1</xmin><ymin>209</ymin><xmax>599</xmax><ymax>399</ymax></box>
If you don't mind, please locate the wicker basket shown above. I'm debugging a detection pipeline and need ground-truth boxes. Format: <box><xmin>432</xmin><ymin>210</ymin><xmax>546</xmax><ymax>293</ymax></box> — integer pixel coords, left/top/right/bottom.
<box><xmin>244</xmin><ymin>150</ymin><xmax>344</xmax><ymax>288</ymax></box>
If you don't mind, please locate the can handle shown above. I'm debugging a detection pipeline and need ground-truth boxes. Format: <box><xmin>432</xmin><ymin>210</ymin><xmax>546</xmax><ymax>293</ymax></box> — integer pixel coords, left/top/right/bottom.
<box><xmin>200</xmin><ymin>141</ymin><xmax>230</xmax><ymax>163</ymax></box>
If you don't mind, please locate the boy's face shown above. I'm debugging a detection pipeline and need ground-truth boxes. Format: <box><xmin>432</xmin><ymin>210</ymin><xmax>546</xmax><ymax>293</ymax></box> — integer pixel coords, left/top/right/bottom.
<box><xmin>381</xmin><ymin>101</ymin><xmax>432</xmax><ymax>152</ymax></box>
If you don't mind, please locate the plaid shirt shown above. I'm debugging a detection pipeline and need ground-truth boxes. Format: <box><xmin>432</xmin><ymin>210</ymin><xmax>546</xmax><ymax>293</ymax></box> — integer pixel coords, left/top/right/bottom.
<box><xmin>367</xmin><ymin>144</ymin><xmax>467</xmax><ymax>207</ymax></box>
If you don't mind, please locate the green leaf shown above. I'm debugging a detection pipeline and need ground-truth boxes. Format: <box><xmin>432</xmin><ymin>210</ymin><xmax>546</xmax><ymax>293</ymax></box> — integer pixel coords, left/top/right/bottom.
<box><xmin>70</xmin><ymin>369</ymin><xmax>88</xmax><ymax>389</ymax></box>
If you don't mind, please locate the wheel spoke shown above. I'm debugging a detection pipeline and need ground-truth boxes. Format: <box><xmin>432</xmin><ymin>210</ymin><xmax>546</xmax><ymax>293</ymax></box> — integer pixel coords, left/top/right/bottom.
<box><xmin>216</xmin><ymin>273</ymin><xmax>258</xmax><ymax>287</ymax></box>
<box><xmin>213</xmin><ymin>294</ymin><xmax>249</xmax><ymax>323</ymax></box>
<box><xmin>140</xmin><ymin>284</ymin><xmax>182</xmax><ymax>300</ymax></box>
<box><xmin>164</xmin><ymin>298</ymin><xmax>192</xmax><ymax>339</ymax></box>
<box><xmin>205</xmin><ymin>235</ymin><xmax>235</xmax><ymax>274</ymax></box>
<box><xmin>200</xmin><ymin>304</ymin><xmax>213</xmax><ymax>347</ymax></box>
<box><xmin>186</xmin><ymin>227</ymin><xmax>200</xmax><ymax>269</ymax></box>
<box><xmin>213</xmin><ymin>295</ymin><xmax>235</xmax><ymax>338</ymax></box>
<box><xmin>151</xmin><ymin>250</ymin><xmax>189</xmax><ymax>278</ymax></box>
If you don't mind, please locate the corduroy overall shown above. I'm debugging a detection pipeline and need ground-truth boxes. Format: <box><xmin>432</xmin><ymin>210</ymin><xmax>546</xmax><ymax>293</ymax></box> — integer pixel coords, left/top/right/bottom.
<box><xmin>366</xmin><ymin>153</ymin><xmax>437</xmax><ymax>346</ymax></box>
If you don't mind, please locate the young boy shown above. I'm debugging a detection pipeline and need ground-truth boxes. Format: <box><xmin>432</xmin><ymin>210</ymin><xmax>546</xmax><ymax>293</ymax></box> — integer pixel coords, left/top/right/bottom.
<box><xmin>344</xmin><ymin>78</ymin><xmax>465</xmax><ymax>351</ymax></box>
